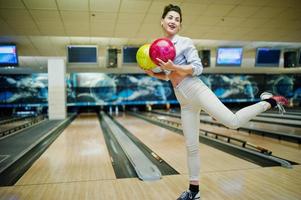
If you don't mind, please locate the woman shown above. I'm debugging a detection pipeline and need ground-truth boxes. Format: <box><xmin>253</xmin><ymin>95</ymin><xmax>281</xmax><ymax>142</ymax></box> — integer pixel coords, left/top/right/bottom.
<box><xmin>144</xmin><ymin>4</ymin><xmax>288</xmax><ymax>200</ymax></box>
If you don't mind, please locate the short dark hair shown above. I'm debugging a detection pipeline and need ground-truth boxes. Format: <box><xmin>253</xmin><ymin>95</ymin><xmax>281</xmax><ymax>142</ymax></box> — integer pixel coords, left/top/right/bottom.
<box><xmin>161</xmin><ymin>4</ymin><xmax>182</xmax><ymax>23</ymax></box>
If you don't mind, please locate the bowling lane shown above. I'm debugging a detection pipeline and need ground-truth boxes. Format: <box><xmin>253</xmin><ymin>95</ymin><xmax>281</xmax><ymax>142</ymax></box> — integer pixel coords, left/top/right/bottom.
<box><xmin>115</xmin><ymin>114</ymin><xmax>259</xmax><ymax>175</ymax></box>
<box><xmin>260</xmin><ymin>112</ymin><xmax>301</xmax><ymax>120</ymax></box>
<box><xmin>153</xmin><ymin>113</ymin><xmax>301</xmax><ymax>164</ymax></box>
<box><xmin>200</xmin><ymin>114</ymin><xmax>301</xmax><ymax>135</ymax></box>
<box><xmin>157</xmin><ymin>109</ymin><xmax>301</xmax><ymax>135</ymax></box>
<box><xmin>16</xmin><ymin>113</ymin><xmax>115</xmax><ymax>185</ymax></box>
<box><xmin>1</xmin><ymin>166</ymin><xmax>300</xmax><ymax>200</ymax></box>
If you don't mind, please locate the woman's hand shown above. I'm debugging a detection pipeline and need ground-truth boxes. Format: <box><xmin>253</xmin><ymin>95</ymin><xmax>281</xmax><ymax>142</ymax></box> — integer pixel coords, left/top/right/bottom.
<box><xmin>156</xmin><ymin>58</ymin><xmax>178</xmax><ymax>71</ymax></box>
<box><xmin>157</xmin><ymin>58</ymin><xmax>195</xmax><ymax>76</ymax></box>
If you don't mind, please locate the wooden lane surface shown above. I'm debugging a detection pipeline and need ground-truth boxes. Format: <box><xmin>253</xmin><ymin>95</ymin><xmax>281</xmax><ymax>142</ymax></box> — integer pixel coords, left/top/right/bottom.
<box><xmin>1</xmin><ymin>164</ymin><xmax>300</xmax><ymax>199</ymax></box>
<box><xmin>200</xmin><ymin>114</ymin><xmax>301</xmax><ymax>135</ymax></box>
<box><xmin>242</xmin><ymin>120</ymin><xmax>301</xmax><ymax>135</ymax></box>
<box><xmin>0</xmin><ymin>114</ymin><xmax>300</xmax><ymax>200</ymax></box>
<box><xmin>15</xmin><ymin>113</ymin><xmax>115</xmax><ymax>185</ymax></box>
<box><xmin>157</xmin><ymin>114</ymin><xmax>301</xmax><ymax>164</ymax></box>
<box><xmin>115</xmin><ymin>114</ymin><xmax>259</xmax><ymax>175</ymax></box>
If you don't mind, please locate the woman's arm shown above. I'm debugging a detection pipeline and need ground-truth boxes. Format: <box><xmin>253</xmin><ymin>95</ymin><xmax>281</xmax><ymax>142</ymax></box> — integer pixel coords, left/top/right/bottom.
<box><xmin>144</xmin><ymin>70</ymin><xmax>169</xmax><ymax>81</ymax></box>
<box><xmin>154</xmin><ymin>38</ymin><xmax>203</xmax><ymax>76</ymax></box>
<box><xmin>155</xmin><ymin>59</ymin><xmax>194</xmax><ymax>76</ymax></box>
<box><xmin>173</xmin><ymin>63</ymin><xmax>194</xmax><ymax>75</ymax></box>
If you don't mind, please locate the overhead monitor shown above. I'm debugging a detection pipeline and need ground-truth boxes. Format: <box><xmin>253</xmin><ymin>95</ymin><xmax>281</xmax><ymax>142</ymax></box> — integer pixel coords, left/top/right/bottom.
<box><xmin>0</xmin><ymin>44</ymin><xmax>19</xmax><ymax>66</ymax></box>
<box><xmin>67</xmin><ymin>45</ymin><xmax>98</xmax><ymax>64</ymax></box>
<box><xmin>216</xmin><ymin>47</ymin><xmax>243</xmax><ymax>66</ymax></box>
<box><xmin>123</xmin><ymin>46</ymin><xmax>139</xmax><ymax>64</ymax></box>
<box><xmin>255</xmin><ymin>48</ymin><xmax>281</xmax><ymax>67</ymax></box>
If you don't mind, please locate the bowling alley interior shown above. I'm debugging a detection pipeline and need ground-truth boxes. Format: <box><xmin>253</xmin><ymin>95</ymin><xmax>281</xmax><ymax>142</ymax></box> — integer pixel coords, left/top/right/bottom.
<box><xmin>0</xmin><ymin>0</ymin><xmax>301</xmax><ymax>199</ymax></box>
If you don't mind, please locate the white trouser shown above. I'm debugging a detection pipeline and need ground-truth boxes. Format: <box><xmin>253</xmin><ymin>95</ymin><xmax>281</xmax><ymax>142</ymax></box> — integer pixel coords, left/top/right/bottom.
<box><xmin>174</xmin><ymin>76</ymin><xmax>270</xmax><ymax>181</ymax></box>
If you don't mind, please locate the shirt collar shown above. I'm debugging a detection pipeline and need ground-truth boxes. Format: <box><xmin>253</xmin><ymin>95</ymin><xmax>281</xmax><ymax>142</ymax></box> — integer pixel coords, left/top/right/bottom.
<box><xmin>171</xmin><ymin>34</ymin><xmax>179</xmax><ymax>45</ymax></box>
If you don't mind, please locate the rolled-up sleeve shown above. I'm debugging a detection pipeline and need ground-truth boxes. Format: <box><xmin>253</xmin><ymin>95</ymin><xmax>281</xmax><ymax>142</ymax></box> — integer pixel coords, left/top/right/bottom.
<box><xmin>183</xmin><ymin>39</ymin><xmax>203</xmax><ymax>76</ymax></box>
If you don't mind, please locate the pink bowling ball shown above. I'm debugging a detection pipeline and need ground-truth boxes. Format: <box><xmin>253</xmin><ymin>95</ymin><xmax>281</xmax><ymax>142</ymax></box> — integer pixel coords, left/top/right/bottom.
<box><xmin>149</xmin><ymin>38</ymin><xmax>176</xmax><ymax>65</ymax></box>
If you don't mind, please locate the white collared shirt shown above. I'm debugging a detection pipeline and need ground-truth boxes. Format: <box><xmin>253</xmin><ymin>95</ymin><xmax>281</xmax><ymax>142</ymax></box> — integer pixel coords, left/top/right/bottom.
<box><xmin>171</xmin><ymin>34</ymin><xmax>203</xmax><ymax>76</ymax></box>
